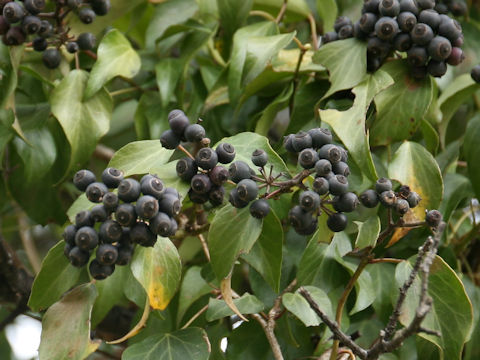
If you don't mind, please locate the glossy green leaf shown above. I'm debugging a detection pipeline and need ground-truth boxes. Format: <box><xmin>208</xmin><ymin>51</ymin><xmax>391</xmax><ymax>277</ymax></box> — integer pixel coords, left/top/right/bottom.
<box><xmin>152</xmin><ymin>161</ymin><xmax>191</xmax><ymax>200</ymax></box>
<box><xmin>122</xmin><ymin>328</ymin><xmax>210</xmax><ymax>360</ymax></box>
<box><xmin>369</xmin><ymin>263</ymin><xmax>396</xmax><ymax>321</ymax></box>
<box><xmin>371</xmin><ymin>61</ymin><xmax>434</xmax><ymax>146</ymax></box>
<box><xmin>0</xmin><ymin>44</ymin><xmax>22</xmax><ymax>108</ymax></box>
<box><xmin>206</xmin><ymin>293</ymin><xmax>264</xmax><ymax>321</ymax></box>
<box><xmin>85</xmin><ymin>29</ymin><xmax>141</xmax><ymax>99</ymax></box>
<box><xmin>241</xmin><ymin>210</ymin><xmax>283</xmax><ymax>292</ymax></box>
<box><xmin>439</xmin><ymin>173</ymin><xmax>472</xmax><ymax>223</ymax></box>
<box><xmin>177</xmin><ymin>266</ymin><xmax>212</xmax><ymax>325</ymax></box>
<box><xmin>253</xmin><ymin>0</ymin><xmax>311</xmax><ymax>20</ymax></box>
<box><xmin>313</xmin><ymin>38</ymin><xmax>367</xmax><ymax>98</ymax></box>
<box><xmin>39</xmin><ymin>283</ymin><xmax>100</xmax><ymax>360</ymax></box>
<box><xmin>438</xmin><ymin>74</ymin><xmax>479</xmax><ymax>146</ymax></box>
<box><xmin>108</xmin><ymin>140</ymin><xmax>174</xmax><ymax>176</ymax></box>
<box><xmin>388</xmin><ymin>141</ymin><xmax>443</xmax><ymax>220</ymax></box>
<box><xmin>50</xmin><ymin>70</ymin><xmax>113</xmax><ymax>176</ymax></box>
<box><xmin>282</xmin><ymin>286</ymin><xmax>333</xmax><ymax>327</ymax></box>
<box><xmin>464</xmin><ymin>115</ymin><xmax>480</xmax><ymax>200</ymax></box>
<box><xmin>130</xmin><ymin>236</ymin><xmax>182</xmax><ymax>310</ymax></box>
<box><xmin>218</xmin><ymin>0</ymin><xmax>253</xmax><ymax>40</ymax></box>
<box><xmin>395</xmin><ymin>256</ymin><xmax>473</xmax><ymax>360</ymax></box>
<box><xmin>354</xmin><ymin>216</ymin><xmax>381</xmax><ymax>249</ymax></box>
<box><xmin>0</xmin><ymin>109</ymin><xmax>14</xmax><ymax>162</ymax></box>
<box><xmin>28</xmin><ymin>241</ymin><xmax>86</xmax><ymax>312</ymax></box>
<box><xmin>317</xmin><ymin>0</ymin><xmax>338</xmax><ymax>32</ymax></box>
<box><xmin>155</xmin><ymin>58</ymin><xmax>182</xmax><ymax>106</ymax></box>
<box><xmin>208</xmin><ymin>204</ymin><xmax>263</xmax><ymax>280</ymax></box>
<box><xmin>320</xmin><ymin>70</ymin><xmax>394</xmax><ymax>182</ymax></box>
<box><xmin>255</xmin><ymin>84</ymin><xmax>293</xmax><ymax>136</ymax></box>
<box><xmin>134</xmin><ymin>92</ymin><xmax>169</xmax><ymax>140</ymax></box>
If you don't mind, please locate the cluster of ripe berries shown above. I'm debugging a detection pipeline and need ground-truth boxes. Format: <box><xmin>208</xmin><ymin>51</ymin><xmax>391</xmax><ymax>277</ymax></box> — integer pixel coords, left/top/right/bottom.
<box><xmin>283</xmin><ymin>128</ymin><xmax>355</xmax><ymax>235</ymax></box>
<box><xmin>63</xmin><ymin>167</ymin><xmax>180</xmax><ymax>280</ymax></box>
<box><xmin>322</xmin><ymin>0</ymin><xmax>464</xmax><ymax>78</ymax></box>
<box><xmin>0</xmin><ymin>0</ymin><xmax>110</xmax><ymax>69</ymax></box>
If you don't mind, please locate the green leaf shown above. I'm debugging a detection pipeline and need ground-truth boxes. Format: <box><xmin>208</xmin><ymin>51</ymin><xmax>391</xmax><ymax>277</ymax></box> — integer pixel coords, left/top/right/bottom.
<box><xmin>215</xmin><ymin>132</ymin><xmax>290</xmax><ymax>176</ymax></box>
<box><xmin>108</xmin><ymin>140</ymin><xmax>174</xmax><ymax>176</ymax></box>
<box><xmin>39</xmin><ymin>283</ymin><xmax>100</xmax><ymax>360</ymax></box>
<box><xmin>255</xmin><ymin>84</ymin><xmax>293</xmax><ymax>136</ymax></box>
<box><xmin>85</xmin><ymin>29</ymin><xmax>141</xmax><ymax>99</ymax></box>
<box><xmin>313</xmin><ymin>38</ymin><xmax>367</xmax><ymax>98</ymax></box>
<box><xmin>241</xmin><ymin>210</ymin><xmax>283</xmax><ymax>292</ymax></box>
<box><xmin>464</xmin><ymin>115</ymin><xmax>480</xmax><ymax>200</ymax></box>
<box><xmin>371</xmin><ymin>60</ymin><xmax>434</xmax><ymax>146</ymax></box>
<box><xmin>130</xmin><ymin>236</ymin><xmax>182</xmax><ymax>310</ymax></box>
<box><xmin>208</xmin><ymin>204</ymin><xmax>263</xmax><ymax>280</ymax></box>
<box><xmin>28</xmin><ymin>241</ymin><xmax>86</xmax><ymax>312</ymax></box>
<box><xmin>438</xmin><ymin>74</ymin><xmax>479</xmax><ymax>146</ymax></box>
<box><xmin>369</xmin><ymin>263</ymin><xmax>396</xmax><ymax>321</ymax></box>
<box><xmin>217</xmin><ymin>0</ymin><xmax>253</xmax><ymax>40</ymax></box>
<box><xmin>67</xmin><ymin>194</ymin><xmax>94</xmax><ymax>223</ymax></box>
<box><xmin>320</xmin><ymin>70</ymin><xmax>394</xmax><ymax>182</ymax></box>
<box><xmin>177</xmin><ymin>266</ymin><xmax>212</xmax><ymax>326</ymax></box>
<box><xmin>50</xmin><ymin>70</ymin><xmax>113</xmax><ymax>176</ymax></box>
<box><xmin>317</xmin><ymin>0</ymin><xmax>338</xmax><ymax>32</ymax></box>
<box><xmin>134</xmin><ymin>92</ymin><xmax>169</xmax><ymax>139</ymax></box>
<box><xmin>0</xmin><ymin>109</ymin><xmax>14</xmax><ymax>161</ymax></box>
<box><xmin>283</xmin><ymin>286</ymin><xmax>333</xmax><ymax>327</ymax></box>
<box><xmin>155</xmin><ymin>58</ymin><xmax>183</xmax><ymax>106</ymax></box>
<box><xmin>439</xmin><ymin>173</ymin><xmax>472</xmax><ymax>223</ymax></box>
<box><xmin>388</xmin><ymin>141</ymin><xmax>443</xmax><ymax>220</ymax></box>
<box><xmin>206</xmin><ymin>293</ymin><xmax>264</xmax><ymax>321</ymax></box>
<box><xmin>253</xmin><ymin>0</ymin><xmax>311</xmax><ymax>20</ymax></box>
<box><xmin>0</xmin><ymin>43</ymin><xmax>22</xmax><ymax>108</ymax></box>
<box><xmin>354</xmin><ymin>216</ymin><xmax>381</xmax><ymax>249</ymax></box>
<box><xmin>122</xmin><ymin>328</ymin><xmax>210</xmax><ymax>360</ymax></box>
<box><xmin>395</xmin><ymin>256</ymin><xmax>473</xmax><ymax>360</ymax></box>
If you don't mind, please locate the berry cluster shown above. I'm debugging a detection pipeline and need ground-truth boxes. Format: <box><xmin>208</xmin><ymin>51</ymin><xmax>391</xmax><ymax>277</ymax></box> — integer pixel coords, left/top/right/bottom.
<box><xmin>322</xmin><ymin>0</ymin><xmax>464</xmax><ymax>78</ymax></box>
<box><xmin>284</xmin><ymin>129</ymin><xmax>356</xmax><ymax>234</ymax></box>
<box><xmin>0</xmin><ymin>0</ymin><xmax>109</xmax><ymax>69</ymax></box>
<box><xmin>435</xmin><ymin>0</ymin><xmax>467</xmax><ymax>16</ymax></box>
<box><xmin>160</xmin><ymin>109</ymin><xmax>207</xmax><ymax>150</ymax></box>
<box><xmin>63</xmin><ymin>167</ymin><xmax>180</xmax><ymax>280</ymax></box>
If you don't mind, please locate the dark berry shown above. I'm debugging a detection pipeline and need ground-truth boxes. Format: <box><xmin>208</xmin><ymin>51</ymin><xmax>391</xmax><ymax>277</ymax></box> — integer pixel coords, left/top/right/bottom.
<box><xmin>42</xmin><ymin>48</ymin><xmax>61</xmax><ymax>69</ymax></box>
<box><xmin>379</xmin><ymin>0</ymin><xmax>400</xmax><ymax>17</ymax></box>
<box><xmin>91</xmin><ymin>0</ymin><xmax>111</xmax><ymax>16</ymax></box>
<box><xmin>176</xmin><ymin>158</ymin><xmax>198</xmax><ymax>182</ymax></box>
<box><xmin>89</xmin><ymin>260</ymin><xmax>114</xmax><ymax>280</ymax></box>
<box><xmin>0</xmin><ymin>16</ymin><xmax>9</xmax><ymax>36</ymax></box>
<box><xmin>312</xmin><ymin>177</ymin><xmax>329</xmax><ymax>195</ymax></box>
<box><xmin>131</xmin><ymin>222</ymin><xmax>157</xmax><ymax>247</ymax></box>
<box><xmin>63</xmin><ymin>225</ymin><xmax>77</xmax><ymax>246</ymax></box>
<box><xmin>101</xmin><ymin>167</ymin><xmax>124</xmax><ymax>188</ymax></box>
<box><xmin>99</xmin><ymin>220</ymin><xmax>122</xmax><ymax>243</ymax></box>
<box><xmin>397</xmin><ymin>12</ymin><xmax>417</xmax><ymax>32</ymax></box>
<box><xmin>160</xmin><ymin>129</ymin><xmax>180</xmax><ymax>149</ymax></box>
<box><xmin>434</xmin><ymin>3</ymin><xmax>448</xmax><ymax>14</ymax></box>
<box><xmin>229</xmin><ymin>161</ymin><xmax>251</xmax><ymax>183</ymax></box>
<box><xmin>69</xmin><ymin>247</ymin><xmax>90</xmax><ymax>267</ymax></box>
<box><xmin>102</xmin><ymin>192</ymin><xmax>119</xmax><ymax>212</ymax></box>
<box><xmin>209</xmin><ymin>186</ymin><xmax>225</xmax><ymax>206</ymax></box>
<box><xmin>86</xmin><ymin>182</ymin><xmax>108</xmax><ymax>203</ymax></box>
<box><xmin>318</xmin><ymin>144</ymin><xmax>342</xmax><ymax>164</ymax></box>
<box><xmin>367</xmin><ymin>56</ymin><xmax>383</xmax><ymax>72</ymax></box>
<box><xmin>236</xmin><ymin>179</ymin><xmax>258</xmax><ymax>202</ymax></box>
<box><xmin>438</xmin><ymin>18</ymin><xmax>461</xmax><ymax>42</ymax></box>
<box><xmin>332</xmin><ymin>162</ymin><xmax>350</xmax><ymax>177</ymax></box>
<box><xmin>251</xmin><ymin>149</ymin><xmax>268</xmax><ymax>167</ymax></box>
<box><xmin>359</xmin><ymin>12</ymin><xmax>378</xmax><ymax>33</ymax></box>
<box><xmin>375</xmin><ymin>177</ymin><xmax>393</xmax><ymax>193</ymax></box>
<box><xmin>115</xmin><ymin>203</ymin><xmax>137</xmax><ymax>227</ymax></box>
<box><xmin>425</xmin><ymin>209</ymin><xmax>442</xmax><ymax>227</ymax></box>
<box><xmin>449</xmin><ymin>1</ymin><xmax>468</xmax><ymax>16</ymax></box>
<box><xmin>288</xmin><ymin>205</ymin><xmax>314</xmax><ymax>230</ymax></box>
<box><xmin>411</xmin><ymin>66</ymin><xmax>428</xmax><ymax>80</ymax></box>
<box><xmin>428</xmin><ymin>36</ymin><xmax>452</xmax><ymax>61</ymax></box>
<box><xmin>407</xmin><ymin>46</ymin><xmax>428</xmax><ymax>66</ymax></box>
<box><xmin>298</xmin><ymin>148</ymin><xmax>319</xmax><ymax>169</ymax></box>
<box><xmin>158</xmin><ymin>194</ymin><xmax>181</xmax><ymax>217</ymax></box>
<box><xmin>38</xmin><ymin>20</ymin><xmax>52</xmax><ymax>38</ymax></box>
<box><xmin>168</xmin><ymin>109</ymin><xmax>189</xmax><ymax>136</ymax></box>
<box><xmin>333</xmin><ymin>192</ymin><xmax>359</xmax><ymax>213</ymax></box>
<box><xmin>22</xmin><ymin>16</ymin><xmax>41</xmax><ymax>34</ymax></box>
<box><xmin>315</xmin><ymin>159</ymin><xmax>332</xmax><ymax>177</ymax></box>
<box><xmin>135</xmin><ymin>195</ymin><xmax>159</xmax><ymax>220</ymax></box>
<box><xmin>364</xmin><ymin>0</ymin><xmax>381</xmax><ymax>13</ymax></box>
<box><xmin>411</xmin><ymin>23</ymin><xmax>434</xmax><ymax>46</ymax></box>
<box><xmin>400</xmin><ymin>0</ymin><xmax>419</xmax><ymax>15</ymax></box>
<box><xmin>328</xmin><ymin>175</ymin><xmax>349</xmax><ymax>196</ymax></box>
<box><xmin>3</xmin><ymin>27</ymin><xmax>25</xmax><ymax>46</ymax></box>
<box><xmin>283</xmin><ymin>134</ymin><xmax>296</xmax><ymax>152</ymax></box>
<box><xmin>209</xmin><ymin>166</ymin><xmax>229</xmax><ymax>185</ymax></box>
<box><xmin>75</xmin><ymin>210</ymin><xmax>93</xmax><ymax>228</ymax></box>
<box><xmin>379</xmin><ymin>190</ymin><xmax>397</xmax><ymax>207</ymax></box>
<box><xmin>327</xmin><ymin>213</ymin><xmax>348</xmax><ymax>232</ymax></box>
<box><xmin>471</xmin><ymin>65</ymin><xmax>480</xmax><ymax>83</ymax></box>
<box><xmin>73</xmin><ymin>169</ymin><xmax>96</xmax><ymax>191</ymax></box>
<box><xmin>118</xmin><ymin>178</ymin><xmax>141</xmax><ymax>202</ymax></box>
<box><xmin>67</xmin><ymin>0</ymin><xmax>83</xmax><ymax>9</ymax></box>
<box><xmin>91</xmin><ymin>205</ymin><xmax>108</xmax><ymax>223</ymax></box>
<box><xmin>229</xmin><ymin>188</ymin><xmax>249</xmax><ymax>208</ymax></box>
<box><xmin>189</xmin><ymin>189</ymin><xmax>209</xmax><ymax>204</ymax></box>
<box><xmin>447</xmin><ymin>47</ymin><xmax>464</xmax><ymax>66</ymax></box>
<box><xmin>3</xmin><ymin>2</ymin><xmax>24</xmax><ymax>23</ymax></box>
<box><xmin>395</xmin><ymin>198</ymin><xmax>410</xmax><ymax>215</ymax></box>
<box><xmin>299</xmin><ymin>191</ymin><xmax>320</xmax><ymax>212</ymax></box>
<box><xmin>249</xmin><ymin>199</ymin><xmax>270</xmax><ymax>219</ymax></box>
<box><xmin>427</xmin><ymin>60</ymin><xmax>447</xmax><ymax>78</ymax></box>
<box><xmin>150</xmin><ymin>212</ymin><xmax>172</xmax><ymax>236</ymax></box>
<box><xmin>141</xmin><ymin>174</ymin><xmax>165</xmax><ymax>198</ymax></box>
<box><xmin>354</xmin><ymin>22</ymin><xmax>369</xmax><ymax>40</ymax></box>
<box><xmin>191</xmin><ymin>174</ymin><xmax>212</xmax><ymax>194</ymax></box>
<box><xmin>32</xmin><ymin>37</ymin><xmax>47</xmax><ymax>51</ymax></box>
<box><xmin>164</xmin><ymin>187</ymin><xmax>180</xmax><ymax>199</ymax></box>
<box><xmin>295</xmin><ymin>218</ymin><xmax>318</xmax><ymax>235</ymax></box>
<box><xmin>184</xmin><ymin>124</ymin><xmax>205</xmax><ymax>142</ymax></box>
<box><xmin>419</xmin><ymin>9</ymin><xmax>440</xmax><ymax>30</ymax></box>
<box><xmin>77</xmin><ymin>32</ymin><xmax>96</xmax><ymax>50</ymax></box>
<box><xmin>393</xmin><ymin>33</ymin><xmax>412</xmax><ymax>52</ymax></box>
<box><xmin>292</xmin><ymin>131</ymin><xmax>312</xmax><ymax>152</ymax></box>
<box><xmin>195</xmin><ymin>147</ymin><xmax>218</xmax><ymax>170</ymax></box>
<box><xmin>78</xmin><ymin>7</ymin><xmax>96</xmax><ymax>24</ymax></box>
<box><xmin>360</xmin><ymin>189</ymin><xmax>379</xmax><ymax>208</ymax></box>
<box><xmin>367</xmin><ymin>36</ymin><xmax>391</xmax><ymax>58</ymax></box>
<box><xmin>453</xmin><ymin>35</ymin><xmax>464</xmax><ymax>48</ymax></box>
<box><xmin>75</xmin><ymin>226</ymin><xmax>98</xmax><ymax>250</ymax></box>
<box><xmin>417</xmin><ymin>0</ymin><xmax>435</xmax><ymax>9</ymax></box>
<box><xmin>334</xmin><ymin>16</ymin><xmax>352</xmax><ymax>32</ymax></box>
<box><xmin>407</xmin><ymin>191</ymin><xmax>421</xmax><ymax>207</ymax></box>
<box><xmin>96</xmin><ymin>244</ymin><xmax>118</xmax><ymax>266</ymax></box>
<box><xmin>322</xmin><ymin>31</ymin><xmax>338</xmax><ymax>45</ymax></box>
<box><xmin>216</xmin><ymin>143</ymin><xmax>236</xmax><ymax>164</ymax></box>
<box><xmin>338</xmin><ymin>25</ymin><xmax>354</xmax><ymax>39</ymax></box>
<box><xmin>25</xmin><ymin>0</ymin><xmax>45</xmax><ymax>15</ymax></box>
<box><xmin>115</xmin><ymin>245</ymin><xmax>133</xmax><ymax>266</ymax></box>
<box><xmin>64</xmin><ymin>243</ymin><xmax>73</xmax><ymax>258</ymax></box>
<box><xmin>375</xmin><ymin>17</ymin><xmax>399</xmax><ymax>41</ymax></box>
<box><xmin>308</xmin><ymin>128</ymin><xmax>332</xmax><ymax>149</ymax></box>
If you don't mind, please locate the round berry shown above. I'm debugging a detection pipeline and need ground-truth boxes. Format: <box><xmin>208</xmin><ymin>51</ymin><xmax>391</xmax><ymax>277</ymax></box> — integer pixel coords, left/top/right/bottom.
<box><xmin>236</xmin><ymin>179</ymin><xmax>258</xmax><ymax>202</ymax></box>
<box><xmin>379</xmin><ymin>190</ymin><xmax>397</xmax><ymax>207</ymax></box>
<box><xmin>332</xmin><ymin>162</ymin><xmax>350</xmax><ymax>177</ymax></box>
<box><xmin>338</xmin><ymin>25</ymin><xmax>354</xmax><ymax>39</ymax></box>
<box><xmin>313</xmin><ymin>177</ymin><xmax>329</xmax><ymax>195</ymax></box>
<box><xmin>67</xmin><ymin>41</ymin><xmax>79</xmax><ymax>54</ymax></box>
<box><xmin>158</xmin><ymin>194</ymin><xmax>181</xmax><ymax>217</ymax></box>
<box><xmin>393</xmin><ymin>33</ymin><xmax>412</xmax><ymax>52</ymax></box>
<box><xmin>91</xmin><ymin>0</ymin><xmax>111</xmax><ymax>16</ymax></box>
<box><xmin>327</xmin><ymin>213</ymin><xmax>348</xmax><ymax>232</ymax></box>
<box><xmin>96</xmin><ymin>244</ymin><xmax>118</xmax><ymax>266</ymax></box>
<box><xmin>299</xmin><ymin>191</ymin><xmax>321</xmax><ymax>212</ymax></box>
<box><xmin>397</xmin><ymin>11</ymin><xmax>417</xmax><ymax>32</ymax></box>
<box><xmin>288</xmin><ymin>205</ymin><xmax>314</xmax><ymax>230</ymax></box>
<box><xmin>209</xmin><ymin>186</ymin><xmax>225</xmax><ymax>206</ymax></box>
<box><xmin>379</xmin><ymin>0</ymin><xmax>400</xmax><ymax>17</ymax></box>
<box><xmin>314</xmin><ymin>159</ymin><xmax>332</xmax><ymax>177</ymax></box>
<box><xmin>425</xmin><ymin>209</ymin><xmax>442</xmax><ymax>227</ymax></box>
<box><xmin>395</xmin><ymin>198</ymin><xmax>410</xmax><ymax>215</ymax></box>
<box><xmin>295</xmin><ymin>218</ymin><xmax>318</xmax><ymax>235</ymax></box>
<box><xmin>69</xmin><ymin>247</ymin><xmax>90</xmax><ymax>267</ymax></box>
<box><xmin>209</xmin><ymin>166</ymin><xmax>229</xmax><ymax>185</ymax></box>
<box><xmin>298</xmin><ymin>148</ymin><xmax>319</xmax><ymax>169</ymax></box>
<box><xmin>447</xmin><ymin>47</ymin><xmax>464</xmax><ymax>66</ymax></box>
<box><xmin>359</xmin><ymin>189</ymin><xmax>379</xmax><ymax>208</ymax></box>
<box><xmin>184</xmin><ymin>124</ymin><xmax>205</xmax><ymax>142</ymax></box>
<box><xmin>86</xmin><ymin>182</ymin><xmax>108</xmax><ymax>203</ymax></box>
<box><xmin>38</xmin><ymin>20</ymin><xmax>52</xmax><ymax>38</ymax></box>
<box><xmin>367</xmin><ymin>37</ymin><xmax>391</xmax><ymax>58</ymax></box>
<box><xmin>359</xmin><ymin>12</ymin><xmax>378</xmax><ymax>33</ymax></box>
<box><xmin>334</xmin><ymin>16</ymin><xmax>352</xmax><ymax>32</ymax></box>
<box><xmin>354</xmin><ymin>22</ymin><xmax>369</xmax><ymax>40</ymax></box>
<box><xmin>75</xmin><ymin>210</ymin><xmax>93</xmax><ymax>228</ymax></box>
<box><xmin>400</xmin><ymin>0</ymin><xmax>419</xmax><ymax>15</ymax></box>
<box><xmin>64</xmin><ymin>243</ymin><xmax>73</xmax><ymax>258</ymax></box>
<box><xmin>102</xmin><ymin>192</ymin><xmax>119</xmax><ymax>212</ymax></box>
<box><xmin>73</xmin><ymin>169</ymin><xmax>96</xmax><ymax>191</ymax></box>
<box><xmin>135</xmin><ymin>195</ymin><xmax>159</xmax><ymax>220</ymax></box>
<box><xmin>333</xmin><ymin>192</ymin><xmax>359</xmax><ymax>213</ymax></box>
<box><xmin>471</xmin><ymin>65</ymin><xmax>480</xmax><ymax>83</ymax></box>
<box><xmin>318</xmin><ymin>144</ymin><xmax>342</xmax><ymax>164</ymax></box>
<box><xmin>407</xmin><ymin>191</ymin><xmax>421</xmax><ymax>208</ymax></box>
<box><xmin>67</xmin><ymin>0</ymin><xmax>83</xmax><ymax>9</ymax></box>
<box><xmin>102</xmin><ymin>167</ymin><xmax>124</xmax><ymax>188</ymax></box>
<box><xmin>168</xmin><ymin>109</ymin><xmax>190</xmax><ymax>136</ymax></box>
<box><xmin>63</xmin><ymin>225</ymin><xmax>77</xmax><ymax>246</ymax></box>
<box><xmin>130</xmin><ymin>222</ymin><xmax>157</xmax><ymax>247</ymax></box>
<box><xmin>229</xmin><ymin>188</ymin><xmax>249</xmax><ymax>208</ymax></box>
<box><xmin>91</xmin><ymin>205</ymin><xmax>108</xmax><ymax>223</ymax></box>
<box><xmin>78</xmin><ymin>7</ymin><xmax>96</xmax><ymax>24</ymax></box>
<box><xmin>375</xmin><ymin>178</ymin><xmax>392</xmax><ymax>193</ymax></box>
<box><xmin>118</xmin><ymin>178</ymin><xmax>141</xmax><ymax>203</ymax></box>
<box><xmin>411</xmin><ymin>23</ymin><xmax>434</xmax><ymax>45</ymax></box>
<box><xmin>3</xmin><ymin>2</ymin><xmax>24</xmax><ymax>23</ymax></box>
<box><xmin>22</xmin><ymin>16</ymin><xmax>41</xmax><ymax>34</ymax></box>
<box><xmin>328</xmin><ymin>175</ymin><xmax>349</xmax><ymax>196</ymax></box>
<box><xmin>321</xmin><ymin>31</ymin><xmax>338</xmax><ymax>45</ymax></box>
<box><xmin>149</xmin><ymin>212</ymin><xmax>172</xmax><ymax>237</ymax></box>
<box><xmin>116</xmin><ymin>245</ymin><xmax>134</xmax><ymax>266</ymax></box>
<box><xmin>417</xmin><ymin>0</ymin><xmax>435</xmax><ymax>9</ymax></box>
<box><xmin>99</xmin><ymin>220</ymin><xmax>122</xmax><ymax>243</ymax></box>
<box><xmin>25</xmin><ymin>0</ymin><xmax>45</xmax><ymax>15</ymax></box>
<box><xmin>428</xmin><ymin>36</ymin><xmax>452</xmax><ymax>61</ymax></box>
<box><xmin>438</xmin><ymin>18</ymin><xmax>461</xmax><ymax>42</ymax></box>
<box><xmin>251</xmin><ymin>149</ymin><xmax>268</xmax><ymax>167</ymax></box>
<box><xmin>77</xmin><ymin>32</ymin><xmax>96</xmax><ymax>50</ymax></box>
<box><xmin>283</xmin><ymin>134</ymin><xmax>296</xmax><ymax>152</ymax></box>
<box><xmin>31</xmin><ymin>37</ymin><xmax>46</xmax><ymax>51</ymax></box>
<box><xmin>195</xmin><ymin>147</ymin><xmax>218</xmax><ymax>170</ymax></box>
<box><xmin>375</xmin><ymin>17</ymin><xmax>399</xmax><ymax>41</ymax></box>
<box><xmin>419</xmin><ymin>9</ymin><xmax>441</xmax><ymax>30</ymax></box>
<box><xmin>115</xmin><ymin>203</ymin><xmax>137</xmax><ymax>227</ymax></box>
<box><xmin>160</xmin><ymin>129</ymin><xmax>180</xmax><ymax>149</ymax></box>
<box><xmin>189</xmin><ymin>189</ymin><xmax>209</xmax><ymax>204</ymax></box>
<box><xmin>407</xmin><ymin>46</ymin><xmax>429</xmax><ymax>67</ymax></box>
<box><xmin>427</xmin><ymin>60</ymin><xmax>447</xmax><ymax>78</ymax></box>
<box><xmin>140</xmin><ymin>174</ymin><xmax>165</xmax><ymax>198</ymax></box>
<box><xmin>176</xmin><ymin>158</ymin><xmax>198</xmax><ymax>182</ymax></box>
<box><xmin>42</xmin><ymin>48</ymin><xmax>61</xmax><ymax>69</ymax></box>
<box><xmin>191</xmin><ymin>174</ymin><xmax>212</xmax><ymax>194</ymax></box>
<box><xmin>89</xmin><ymin>259</ymin><xmax>114</xmax><ymax>280</ymax></box>
<box><xmin>216</xmin><ymin>143</ymin><xmax>236</xmax><ymax>164</ymax></box>
<box><xmin>249</xmin><ymin>199</ymin><xmax>270</xmax><ymax>219</ymax></box>
<box><xmin>75</xmin><ymin>226</ymin><xmax>98</xmax><ymax>250</ymax></box>
<box><xmin>229</xmin><ymin>161</ymin><xmax>251</xmax><ymax>183</ymax></box>
<box><xmin>292</xmin><ymin>131</ymin><xmax>313</xmax><ymax>152</ymax></box>
<box><xmin>364</xmin><ymin>0</ymin><xmax>381</xmax><ymax>13</ymax></box>
<box><xmin>308</xmin><ymin>128</ymin><xmax>332</xmax><ymax>149</ymax></box>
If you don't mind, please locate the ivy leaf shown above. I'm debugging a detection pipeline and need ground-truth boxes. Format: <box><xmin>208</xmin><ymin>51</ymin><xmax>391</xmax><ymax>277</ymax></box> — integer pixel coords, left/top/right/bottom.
<box><xmin>283</xmin><ymin>286</ymin><xmax>333</xmax><ymax>327</ymax></box>
<box><xmin>50</xmin><ymin>70</ymin><xmax>112</xmax><ymax>177</ymax></box>
<box><xmin>85</xmin><ymin>29</ymin><xmax>141</xmax><ymax>99</ymax></box>
<box><xmin>218</xmin><ymin>0</ymin><xmax>253</xmax><ymax>41</ymax></box>
<box><xmin>317</xmin><ymin>0</ymin><xmax>338</xmax><ymax>32</ymax></box>
<box><xmin>354</xmin><ymin>216</ymin><xmax>381</xmax><ymax>249</ymax></box>
<box><xmin>122</xmin><ymin>328</ymin><xmax>210</xmax><ymax>360</ymax></box>
<box><xmin>155</xmin><ymin>58</ymin><xmax>183</xmax><ymax>106</ymax></box>
<box><xmin>439</xmin><ymin>173</ymin><xmax>472</xmax><ymax>223</ymax></box>
<box><xmin>371</xmin><ymin>60</ymin><xmax>434</xmax><ymax>146</ymax></box>
<box><xmin>464</xmin><ymin>115</ymin><xmax>480</xmax><ymax>200</ymax></box>
<box><xmin>254</xmin><ymin>84</ymin><xmax>293</xmax><ymax>136</ymax></box>
<box><xmin>395</xmin><ymin>256</ymin><xmax>473</xmax><ymax>360</ymax></box>
<box><xmin>108</xmin><ymin>140</ymin><xmax>174</xmax><ymax>176</ymax></box>
<box><xmin>320</xmin><ymin>70</ymin><xmax>394</xmax><ymax>183</ymax></box>
<box><xmin>39</xmin><ymin>283</ymin><xmax>100</xmax><ymax>360</ymax></box>
<box><xmin>313</xmin><ymin>38</ymin><xmax>367</xmax><ymax>98</ymax></box>
<box><xmin>208</xmin><ymin>204</ymin><xmax>263</xmax><ymax>280</ymax></box>
<box><xmin>206</xmin><ymin>293</ymin><xmax>264</xmax><ymax>321</ymax></box>
<box><xmin>28</xmin><ymin>241</ymin><xmax>87</xmax><ymax>312</ymax></box>
<box><xmin>130</xmin><ymin>236</ymin><xmax>182</xmax><ymax>310</ymax></box>
<box><xmin>241</xmin><ymin>209</ymin><xmax>283</xmax><ymax>292</ymax></box>
<box><xmin>253</xmin><ymin>0</ymin><xmax>311</xmax><ymax>20</ymax></box>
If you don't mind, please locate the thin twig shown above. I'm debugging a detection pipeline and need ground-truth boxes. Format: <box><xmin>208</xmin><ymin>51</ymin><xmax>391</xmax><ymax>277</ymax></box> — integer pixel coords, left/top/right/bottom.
<box><xmin>275</xmin><ymin>0</ymin><xmax>288</xmax><ymax>23</ymax></box>
<box><xmin>181</xmin><ymin>304</ymin><xmax>209</xmax><ymax>329</ymax></box>
<box><xmin>249</xmin><ymin>10</ymin><xmax>276</xmax><ymax>22</ymax></box>
<box><xmin>198</xmin><ymin>234</ymin><xmax>210</xmax><ymax>262</ymax></box>
<box><xmin>177</xmin><ymin>144</ymin><xmax>195</xmax><ymax>160</ymax></box>
<box><xmin>307</xmin><ymin>13</ymin><xmax>318</xmax><ymax>50</ymax></box>
<box><xmin>93</xmin><ymin>144</ymin><xmax>115</xmax><ymax>162</ymax></box>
